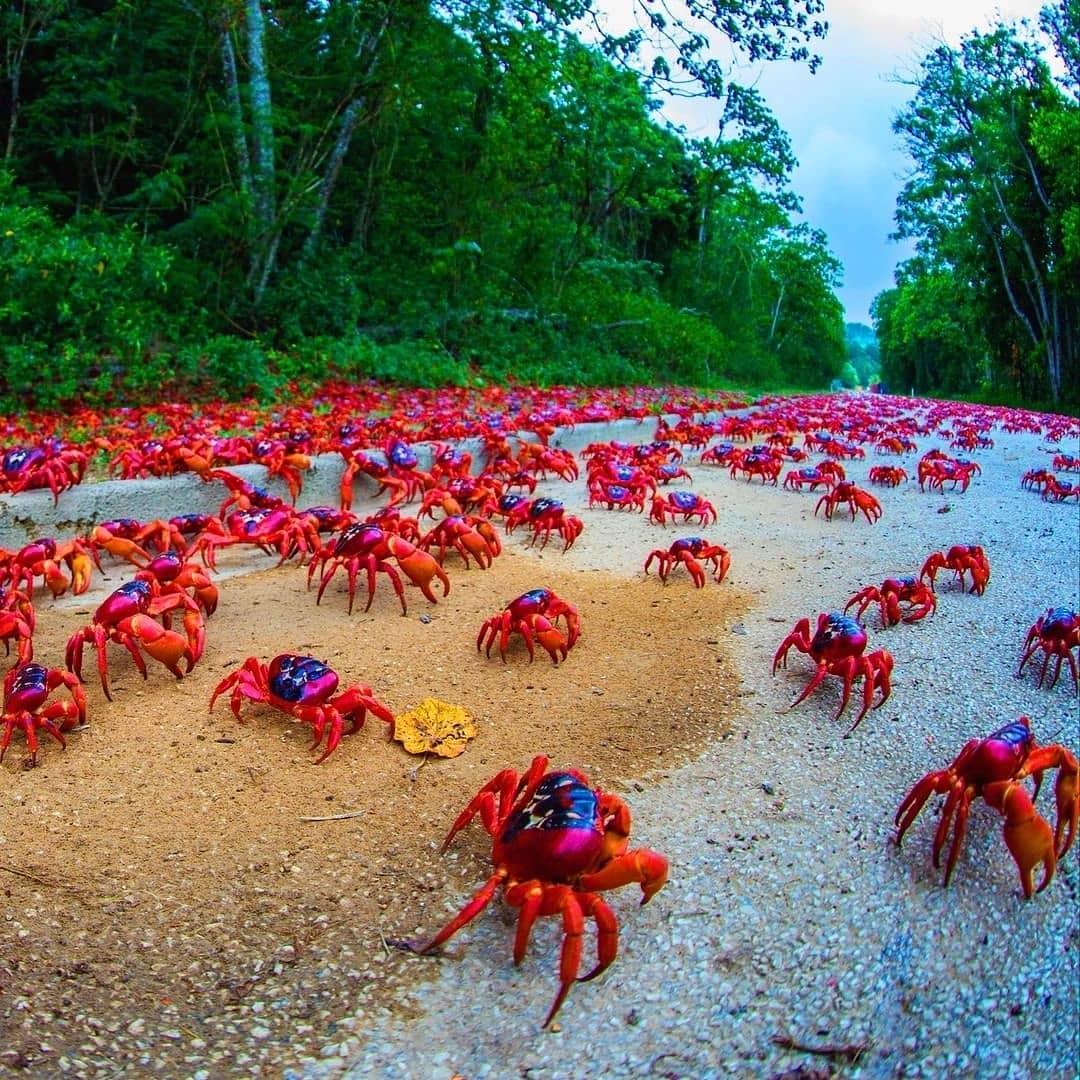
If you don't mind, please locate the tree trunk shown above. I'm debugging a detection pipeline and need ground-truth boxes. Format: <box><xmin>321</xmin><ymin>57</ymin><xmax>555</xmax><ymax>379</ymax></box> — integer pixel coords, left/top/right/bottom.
<box><xmin>219</xmin><ymin>26</ymin><xmax>251</xmax><ymax>197</ymax></box>
<box><xmin>768</xmin><ymin>281</ymin><xmax>785</xmax><ymax>341</ymax></box>
<box><xmin>244</xmin><ymin>0</ymin><xmax>276</xmax><ymax>301</ymax></box>
<box><xmin>303</xmin><ymin>15</ymin><xmax>388</xmax><ymax>259</ymax></box>
<box><xmin>303</xmin><ymin>97</ymin><xmax>365</xmax><ymax>260</ymax></box>
<box><xmin>3</xmin><ymin>2</ymin><xmax>61</xmax><ymax>162</ymax></box>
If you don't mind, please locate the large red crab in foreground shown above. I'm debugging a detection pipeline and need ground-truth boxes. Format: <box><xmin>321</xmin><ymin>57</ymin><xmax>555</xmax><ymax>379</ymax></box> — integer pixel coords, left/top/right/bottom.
<box><xmin>477</xmin><ymin>588</ymin><xmax>580</xmax><ymax>664</ymax></box>
<box><xmin>895</xmin><ymin>717</ymin><xmax>1078</xmax><ymax>898</ymax></box>
<box><xmin>210</xmin><ymin>653</ymin><xmax>395</xmax><ymax>764</ymax></box>
<box><xmin>644</xmin><ymin>537</ymin><xmax>730</xmax><ymax>587</ymax></box>
<box><xmin>772</xmin><ymin>612</ymin><xmax>894</xmax><ymax>734</ymax></box>
<box><xmin>406</xmin><ymin>754</ymin><xmax>668</xmax><ymax>1028</ymax></box>
<box><xmin>1016</xmin><ymin>606</ymin><xmax>1079</xmax><ymax>693</ymax></box>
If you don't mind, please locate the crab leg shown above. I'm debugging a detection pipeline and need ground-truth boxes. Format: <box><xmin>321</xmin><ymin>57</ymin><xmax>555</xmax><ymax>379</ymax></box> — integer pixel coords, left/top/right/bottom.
<box><xmin>416</xmin><ymin>869</ymin><xmax>507</xmax><ymax>954</ymax></box>
<box><xmin>543</xmin><ymin>887</ymin><xmax>584</xmax><ymax>1028</ymax></box>
<box><xmin>577</xmin><ymin>893</ymin><xmax>619</xmax><ymax>983</ymax></box>
<box><xmin>507</xmin><ymin>880</ymin><xmax>545</xmax><ymax>965</ymax></box>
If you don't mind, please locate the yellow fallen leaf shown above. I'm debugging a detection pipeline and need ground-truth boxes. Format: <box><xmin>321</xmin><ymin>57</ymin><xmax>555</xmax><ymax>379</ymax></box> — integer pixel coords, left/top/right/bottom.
<box><xmin>393</xmin><ymin>698</ymin><xmax>476</xmax><ymax>758</ymax></box>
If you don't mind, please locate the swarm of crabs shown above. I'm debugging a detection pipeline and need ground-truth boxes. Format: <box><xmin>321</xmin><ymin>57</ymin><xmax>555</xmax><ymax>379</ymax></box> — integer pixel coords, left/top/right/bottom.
<box><xmin>0</xmin><ymin>382</ymin><xmax>1077</xmax><ymax>1029</ymax></box>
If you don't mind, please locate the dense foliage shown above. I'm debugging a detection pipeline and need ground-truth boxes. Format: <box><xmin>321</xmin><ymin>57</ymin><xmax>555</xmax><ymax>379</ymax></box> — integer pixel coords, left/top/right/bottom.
<box><xmin>875</xmin><ymin>1</ymin><xmax>1079</xmax><ymax>409</ymax></box>
<box><xmin>0</xmin><ymin>0</ymin><xmax>844</xmax><ymax>410</ymax></box>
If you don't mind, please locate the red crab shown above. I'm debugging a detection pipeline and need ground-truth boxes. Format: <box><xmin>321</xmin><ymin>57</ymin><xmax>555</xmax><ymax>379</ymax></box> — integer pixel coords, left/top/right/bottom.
<box><xmin>867</xmin><ymin>465</ymin><xmax>908</xmax><ymax>487</ymax></box>
<box><xmin>782</xmin><ymin>467</ymin><xmax>834</xmax><ymax>493</ymax></box>
<box><xmin>0</xmin><ymin>537</ymin><xmax>102</xmax><ymax>598</ymax></box>
<box><xmin>477</xmin><ymin>588</ymin><xmax>581</xmax><ymax>664</ymax></box>
<box><xmin>588</xmin><ymin>482</ymin><xmax>647</xmax><ymax>513</ymax></box>
<box><xmin>515</xmin><ymin>441</ymin><xmax>579</xmax><ymax>482</ymax></box>
<box><xmin>1020</xmin><ymin>468</ymin><xmax>1055</xmax><ymax>492</ymax></box>
<box><xmin>89</xmin><ymin>519</ymin><xmax>156</xmax><ymax>566</ymax></box>
<box><xmin>729</xmin><ymin>450</ymin><xmax>782</xmax><ymax>485</ymax></box>
<box><xmin>0</xmin><ymin>442</ymin><xmax>88</xmax><ymax>504</ymax></box>
<box><xmin>65</xmin><ymin>578</ymin><xmax>205</xmax><ymax>701</ymax></box>
<box><xmin>644</xmin><ymin>537</ymin><xmax>730</xmax><ymax>587</ymax></box>
<box><xmin>1052</xmin><ymin>454</ymin><xmax>1080</xmax><ymax>473</ymax></box>
<box><xmin>249</xmin><ymin>437</ymin><xmax>312</xmax><ymax>502</ymax></box>
<box><xmin>209</xmin><ymin>653</ymin><xmax>394</xmax><ymax>764</ymax></box>
<box><xmin>815</xmin><ymin>460</ymin><xmax>847</xmax><ymax>483</ymax></box>
<box><xmin>586</xmin><ymin>460</ymin><xmax>656</xmax><ymax>499</ymax></box>
<box><xmin>700</xmin><ymin>442</ymin><xmax>739</xmax><ymax>466</ymax></box>
<box><xmin>652</xmin><ymin>463</ymin><xmax>694</xmax><ymax>486</ymax></box>
<box><xmin>186</xmin><ymin>508</ymin><xmax>320</xmax><ymax>570</ymax></box>
<box><xmin>407</xmin><ymin>754</ymin><xmax>668</xmax><ymax>1027</ymax></box>
<box><xmin>307</xmin><ymin>523</ymin><xmax>449</xmax><ymax>614</ymax></box>
<box><xmin>1042</xmin><ymin>478</ymin><xmax>1080</xmax><ymax>502</ymax></box>
<box><xmin>876</xmin><ymin>436</ymin><xmax>917</xmax><ymax>455</ymax></box>
<box><xmin>137</xmin><ymin>551</ymin><xmax>219</xmax><ymax>617</ymax></box>
<box><xmin>918</xmin><ymin>456</ymin><xmax>979</xmax><ymax>493</ymax></box>
<box><xmin>772</xmin><ymin>612</ymin><xmax>894</xmax><ymax>734</ymax></box>
<box><xmin>648</xmin><ymin>491</ymin><xmax>717</xmax><ymax>527</ymax></box>
<box><xmin>1016</xmin><ymin>607</ymin><xmax>1079</xmax><ymax>693</ymax></box>
<box><xmin>844</xmin><ymin>575</ymin><xmax>936</xmax><ymax>627</ymax></box>
<box><xmin>504</xmin><ymin>498</ymin><xmax>584</xmax><ymax>552</ymax></box>
<box><xmin>0</xmin><ymin>588</ymin><xmax>34</xmax><ymax>665</ymax></box>
<box><xmin>429</xmin><ymin>442</ymin><xmax>474</xmax><ymax>481</ymax></box>
<box><xmin>920</xmin><ymin>545</ymin><xmax>990</xmax><ymax>596</ymax></box>
<box><xmin>419</xmin><ymin>515</ymin><xmax>502</xmax><ymax>569</ymax></box>
<box><xmin>339</xmin><ymin>449</ymin><xmax>410</xmax><ymax>510</ymax></box>
<box><xmin>823</xmin><ymin>440</ymin><xmax>865</xmax><ymax>460</ymax></box>
<box><xmin>0</xmin><ymin>662</ymin><xmax>87</xmax><ymax>765</ymax></box>
<box><xmin>385</xmin><ymin>437</ymin><xmax>435</xmax><ymax>500</ymax></box>
<box><xmin>814</xmin><ymin>482</ymin><xmax>882</xmax><ymax>524</ymax></box>
<box><xmin>211</xmin><ymin>470</ymin><xmax>287</xmax><ymax>517</ymax></box>
<box><xmin>895</xmin><ymin>717</ymin><xmax>1078</xmax><ymax>898</ymax></box>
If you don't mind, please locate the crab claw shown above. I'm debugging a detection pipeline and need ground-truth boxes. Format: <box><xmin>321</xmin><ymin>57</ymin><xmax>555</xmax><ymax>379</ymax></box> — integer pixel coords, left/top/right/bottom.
<box><xmin>1052</xmin><ymin>758</ymin><xmax>1078</xmax><ymax>857</ymax></box>
<box><xmin>529</xmin><ymin>614</ymin><xmax>571</xmax><ymax>664</ymax></box>
<box><xmin>126</xmin><ymin>614</ymin><xmax>197</xmax><ymax>679</ymax></box>
<box><xmin>984</xmin><ymin>779</ymin><xmax>1056</xmax><ymax>898</ymax></box>
<box><xmin>387</xmin><ymin>535</ymin><xmax>450</xmax><ymax>605</ymax></box>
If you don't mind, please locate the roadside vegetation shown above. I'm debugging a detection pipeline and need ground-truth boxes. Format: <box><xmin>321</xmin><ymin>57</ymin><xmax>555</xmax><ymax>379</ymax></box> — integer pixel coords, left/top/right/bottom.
<box><xmin>0</xmin><ymin>2</ymin><xmax>1075</xmax><ymax>415</ymax></box>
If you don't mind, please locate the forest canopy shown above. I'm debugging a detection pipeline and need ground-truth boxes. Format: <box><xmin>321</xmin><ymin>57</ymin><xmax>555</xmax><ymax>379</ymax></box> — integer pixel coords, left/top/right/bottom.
<box><xmin>874</xmin><ymin>0</ymin><xmax>1079</xmax><ymax>410</ymax></box>
<box><xmin>0</xmin><ymin>0</ymin><xmax>846</xmax><ymax>408</ymax></box>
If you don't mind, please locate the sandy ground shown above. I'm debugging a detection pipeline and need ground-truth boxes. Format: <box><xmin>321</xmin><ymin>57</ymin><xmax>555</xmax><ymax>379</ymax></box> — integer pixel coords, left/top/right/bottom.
<box><xmin>0</xmin><ymin>482</ymin><xmax>745</xmax><ymax>1075</ymax></box>
<box><xmin>0</xmin><ymin>419</ymin><xmax>1078</xmax><ymax>1078</ymax></box>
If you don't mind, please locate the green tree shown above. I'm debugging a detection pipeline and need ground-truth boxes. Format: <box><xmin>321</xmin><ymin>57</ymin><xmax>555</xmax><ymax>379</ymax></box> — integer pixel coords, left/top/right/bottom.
<box><xmin>0</xmin><ymin>0</ymin><xmax>845</xmax><ymax>400</ymax></box>
<box><xmin>891</xmin><ymin>2</ymin><xmax>1079</xmax><ymax>404</ymax></box>
<box><xmin>872</xmin><ymin>267</ymin><xmax>986</xmax><ymax>396</ymax></box>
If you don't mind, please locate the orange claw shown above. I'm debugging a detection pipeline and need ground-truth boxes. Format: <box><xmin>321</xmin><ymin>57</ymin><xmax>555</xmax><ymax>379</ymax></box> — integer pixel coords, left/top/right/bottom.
<box><xmin>125</xmin><ymin>614</ymin><xmax>198</xmax><ymax>678</ymax></box>
<box><xmin>1024</xmin><ymin>743</ymin><xmax>1079</xmax><ymax>858</ymax></box>
<box><xmin>387</xmin><ymin>535</ymin><xmax>450</xmax><ymax>604</ymax></box>
<box><xmin>578</xmin><ymin>847</ymin><xmax>670</xmax><ymax>904</ymax></box>
<box><xmin>984</xmin><ymin>780</ymin><xmax>1056</xmax><ymax>899</ymax></box>
<box><xmin>530</xmin><ymin>614</ymin><xmax>571</xmax><ymax>664</ymax></box>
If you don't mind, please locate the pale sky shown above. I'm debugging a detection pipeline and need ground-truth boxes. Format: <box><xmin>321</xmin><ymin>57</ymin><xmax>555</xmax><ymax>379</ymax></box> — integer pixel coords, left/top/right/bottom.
<box><xmin>649</xmin><ymin>0</ymin><xmax>1048</xmax><ymax>324</ymax></box>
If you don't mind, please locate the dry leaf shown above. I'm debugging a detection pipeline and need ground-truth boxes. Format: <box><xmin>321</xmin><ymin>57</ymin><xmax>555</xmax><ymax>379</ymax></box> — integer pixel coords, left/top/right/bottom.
<box><xmin>393</xmin><ymin>698</ymin><xmax>477</xmax><ymax>758</ymax></box>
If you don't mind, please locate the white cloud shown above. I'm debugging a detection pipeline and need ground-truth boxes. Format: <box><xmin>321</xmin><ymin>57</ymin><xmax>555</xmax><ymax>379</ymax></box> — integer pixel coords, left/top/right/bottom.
<box><xmin>651</xmin><ymin>0</ymin><xmax>1046</xmax><ymax>321</ymax></box>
